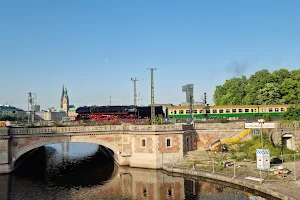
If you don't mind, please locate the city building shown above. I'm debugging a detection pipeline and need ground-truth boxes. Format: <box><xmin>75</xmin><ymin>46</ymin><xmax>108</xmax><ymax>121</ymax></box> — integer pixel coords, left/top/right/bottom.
<box><xmin>0</xmin><ymin>105</ymin><xmax>27</xmax><ymax>119</ymax></box>
<box><xmin>44</xmin><ymin>108</ymin><xmax>67</xmax><ymax>121</ymax></box>
<box><xmin>68</xmin><ymin>105</ymin><xmax>77</xmax><ymax>120</ymax></box>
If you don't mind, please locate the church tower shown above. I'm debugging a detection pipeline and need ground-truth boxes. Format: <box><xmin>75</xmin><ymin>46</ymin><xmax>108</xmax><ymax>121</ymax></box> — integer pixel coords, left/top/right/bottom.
<box><xmin>60</xmin><ymin>84</ymin><xmax>69</xmax><ymax>114</ymax></box>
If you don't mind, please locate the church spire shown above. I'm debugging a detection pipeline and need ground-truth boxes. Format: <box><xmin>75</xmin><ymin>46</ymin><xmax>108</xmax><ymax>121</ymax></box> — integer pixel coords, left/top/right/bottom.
<box><xmin>60</xmin><ymin>81</ymin><xmax>69</xmax><ymax>113</ymax></box>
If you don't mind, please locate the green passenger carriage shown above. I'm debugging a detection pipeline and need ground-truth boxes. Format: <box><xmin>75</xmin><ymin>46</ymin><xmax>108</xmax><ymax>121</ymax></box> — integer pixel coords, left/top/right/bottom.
<box><xmin>167</xmin><ymin>104</ymin><xmax>292</xmax><ymax>119</ymax></box>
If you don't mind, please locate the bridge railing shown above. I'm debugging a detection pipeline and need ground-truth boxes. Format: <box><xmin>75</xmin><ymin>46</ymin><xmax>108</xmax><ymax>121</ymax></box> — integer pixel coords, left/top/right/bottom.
<box><xmin>8</xmin><ymin>124</ymin><xmax>186</xmax><ymax>135</ymax></box>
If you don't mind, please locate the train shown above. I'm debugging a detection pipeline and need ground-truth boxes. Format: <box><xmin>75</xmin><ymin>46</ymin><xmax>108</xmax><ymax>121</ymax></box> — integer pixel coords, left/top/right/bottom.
<box><xmin>75</xmin><ymin>105</ymin><xmax>167</xmax><ymax>124</ymax></box>
<box><xmin>75</xmin><ymin>103</ymin><xmax>293</xmax><ymax>124</ymax></box>
<box><xmin>167</xmin><ymin>104</ymin><xmax>292</xmax><ymax>119</ymax></box>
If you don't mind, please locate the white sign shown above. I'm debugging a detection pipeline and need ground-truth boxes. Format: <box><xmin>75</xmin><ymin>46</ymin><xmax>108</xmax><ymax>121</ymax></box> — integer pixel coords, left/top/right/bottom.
<box><xmin>256</xmin><ymin>149</ymin><xmax>270</xmax><ymax>170</ymax></box>
<box><xmin>245</xmin><ymin>123</ymin><xmax>276</xmax><ymax>129</ymax></box>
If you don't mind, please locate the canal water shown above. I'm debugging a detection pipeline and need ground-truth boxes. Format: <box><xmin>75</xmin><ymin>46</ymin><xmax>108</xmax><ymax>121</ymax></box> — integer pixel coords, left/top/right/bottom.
<box><xmin>0</xmin><ymin>143</ymin><xmax>274</xmax><ymax>200</ymax></box>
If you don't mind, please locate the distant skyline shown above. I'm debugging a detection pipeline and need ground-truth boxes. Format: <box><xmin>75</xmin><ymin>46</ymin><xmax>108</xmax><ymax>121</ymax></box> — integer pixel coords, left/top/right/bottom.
<box><xmin>1</xmin><ymin>1</ymin><xmax>300</xmax><ymax>110</ymax></box>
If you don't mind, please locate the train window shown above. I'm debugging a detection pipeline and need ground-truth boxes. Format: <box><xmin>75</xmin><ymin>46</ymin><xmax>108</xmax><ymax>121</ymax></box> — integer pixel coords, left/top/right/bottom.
<box><xmin>245</xmin><ymin>109</ymin><xmax>249</xmax><ymax>112</ymax></box>
<box><xmin>226</xmin><ymin>109</ymin><xmax>230</xmax><ymax>113</ymax></box>
<box><xmin>174</xmin><ymin>110</ymin><xmax>177</xmax><ymax>114</ymax></box>
<box><xmin>219</xmin><ymin>109</ymin><xmax>223</xmax><ymax>113</ymax></box>
<box><xmin>179</xmin><ymin>110</ymin><xmax>184</xmax><ymax>114</ymax></box>
<box><xmin>238</xmin><ymin>109</ymin><xmax>243</xmax><ymax>113</ymax></box>
<box><xmin>251</xmin><ymin>109</ymin><xmax>254</xmax><ymax>112</ymax></box>
<box><xmin>170</xmin><ymin>111</ymin><xmax>173</xmax><ymax>114</ymax></box>
<box><xmin>206</xmin><ymin>110</ymin><xmax>210</xmax><ymax>114</ymax></box>
<box><xmin>141</xmin><ymin>139</ymin><xmax>146</xmax><ymax>147</ymax></box>
<box><xmin>166</xmin><ymin>138</ymin><xmax>172</xmax><ymax>147</ymax></box>
<box><xmin>232</xmin><ymin>109</ymin><xmax>236</xmax><ymax>113</ymax></box>
<box><xmin>213</xmin><ymin>109</ymin><xmax>217</xmax><ymax>113</ymax></box>
<box><xmin>275</xmin><ymin>108</ymin><xmax>279</xmax><ymax>112</ymax></box>
<box><xmin>186</xmin><ymin>110</ymin><xmax>191</xmax><ymax>114</ymax></box>
<box><xmin>199</xmin><ymin>110</ymin><xmax>204</xmax><ymax>113</ymax></box>
<box><xmin>269</xmin><ymin>108</ymin><xmax>273</xmax><ymax>112</ymax></box>
<box><xmin>193</xmin><ymin>110</ymin><xmax>197</xmax><ymax>113</ymax></box>
<box><xmin>281</xmin><ymin>108</ymin><xmax>285</xmax><ymax>112</ymax></box>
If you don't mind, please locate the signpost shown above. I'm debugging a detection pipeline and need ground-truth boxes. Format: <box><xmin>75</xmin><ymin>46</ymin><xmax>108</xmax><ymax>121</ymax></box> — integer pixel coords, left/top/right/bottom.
<box><xmin>182</xmin><ymin>84</ymin><xmax>194</xmax><ymax>120</ymax></box>
<box><xmin>256</xmin><ymin>149</ymin><xmax>270</xmax><ymax>171</ymax></box>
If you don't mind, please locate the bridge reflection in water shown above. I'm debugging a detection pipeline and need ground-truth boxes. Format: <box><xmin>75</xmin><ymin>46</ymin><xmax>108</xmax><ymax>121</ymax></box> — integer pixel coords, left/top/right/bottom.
<box><xmin>0</xmin><ymin>143</ymin><xmax>272</xmax><ymax>200</ymax></box>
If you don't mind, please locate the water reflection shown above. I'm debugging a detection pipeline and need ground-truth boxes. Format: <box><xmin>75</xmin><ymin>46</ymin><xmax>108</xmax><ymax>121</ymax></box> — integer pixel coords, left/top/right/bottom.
<box><xmin>0</xmin><ymin>143</ymin><xmax>274</xmax><ymax>200</ymax></box>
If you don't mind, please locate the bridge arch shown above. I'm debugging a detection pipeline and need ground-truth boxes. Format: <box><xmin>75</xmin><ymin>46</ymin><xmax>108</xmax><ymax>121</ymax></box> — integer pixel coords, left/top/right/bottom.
<box><xmin>10</xmin><ymin>136</ymin><xmax>123</xmax><ymax>170</ymax></box>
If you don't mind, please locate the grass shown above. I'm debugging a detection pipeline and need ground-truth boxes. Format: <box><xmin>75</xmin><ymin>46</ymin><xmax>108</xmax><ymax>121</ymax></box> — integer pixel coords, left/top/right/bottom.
<box><xmin>228</xmin><ymin>133</ymin><xmax>296</xmax><ymax>161</ymax></box>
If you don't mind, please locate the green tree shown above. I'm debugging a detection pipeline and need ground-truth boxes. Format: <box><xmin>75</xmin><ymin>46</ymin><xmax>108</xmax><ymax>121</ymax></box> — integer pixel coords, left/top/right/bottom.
<box><xmin>213</xmin><ymin>76</ymin><xmax>247</xmax><ymax>105</ymax></box>
<box><xmin>213</xmin><ymin>68</ymin><xmax>300</xmax><ymax>105</ymax></box>
<box><xmin>290</xmin><ymin>69</ymin><xmax>300</xmax><ymax>81</ymax></box>
<box><xmin>0</xmin><ymin>115</ymin><xmax>18</xmax><ymax>121</ymax></box>
<box><xmin>281</xmin><ymin>78</ymin><xmax>300</xmax><ymax>104</ymax></box>
<box><xmin>243</xmin><ymin>69</ymin><xmax>270</xmax><ymax>105</ymax></box>
<box><xmin>283</xmin><ymin>105</ymin><xmax>300</xmax><ymax>120</ymax></box>
<box><xmin>257</xmin><ymin>83</ymin><xmax>285</xmax><ymax>105</ymax></box>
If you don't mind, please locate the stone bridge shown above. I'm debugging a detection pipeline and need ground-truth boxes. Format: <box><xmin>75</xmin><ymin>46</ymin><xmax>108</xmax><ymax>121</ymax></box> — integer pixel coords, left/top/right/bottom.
<box><xmin>0</xmin><ymin>124</ymin><xmax>196</xmax><ymax>173</ymax></box>
<box><xmin>1</xmin><ymin>122</ymin><xmax>300</xmax><ymax>174</ymax></box>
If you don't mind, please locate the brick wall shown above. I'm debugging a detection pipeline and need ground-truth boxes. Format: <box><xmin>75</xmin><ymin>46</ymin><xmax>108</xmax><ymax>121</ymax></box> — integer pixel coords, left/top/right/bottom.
<box><xmin>134</xmin><ymin>135</ymin><xmax>154</xmax><ymax>153</ymax></box>
<box><xmin>158</xmin><ymin>135</ymin><xmax>180</xmax><ymax>153</ymax></box>
<box><xmin>196</xmin><ymin>129</ymin><xmax>243</xmax><ymax>149</ymax></box>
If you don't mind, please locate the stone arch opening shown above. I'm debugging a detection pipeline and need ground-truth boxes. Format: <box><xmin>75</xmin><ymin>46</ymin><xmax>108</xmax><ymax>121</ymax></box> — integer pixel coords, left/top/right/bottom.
<box><xmin>10</xmin><ymin>138</ymin><xmax>122</xmax><ymax>171</ymax></box>
<box><xmin>282</xmin><ymin>133</ymin><xmax>294</xmax><ymax>150</ymax></box>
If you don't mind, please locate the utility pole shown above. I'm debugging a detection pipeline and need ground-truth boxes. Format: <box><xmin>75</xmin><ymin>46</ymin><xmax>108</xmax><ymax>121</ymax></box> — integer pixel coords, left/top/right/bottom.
<box><xmin>147</xmin><ymin>68</ymin><xmax>157</xmax><ymax>124</ymax></box>
<box><xmin>28</xmin><ymin>92</ymin><xmax>37</xmax><ymax>124</ymax></box>
<box><xmin>28</xmin><ymin>93</ymin><xmax>31</xmax><ymax>125</ymax></box>
<box><xmin>131</xmin><ymin>77</ymin><xmax>139</xmax><ymax>106</ymax></box>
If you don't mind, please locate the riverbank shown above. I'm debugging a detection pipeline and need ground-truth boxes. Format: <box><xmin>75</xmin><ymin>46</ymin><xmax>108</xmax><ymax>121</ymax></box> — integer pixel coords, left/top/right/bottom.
<box><xmin>162</xmin><ymin>164</ymin><xmax>298</xmax><ymax>200</ymax></box>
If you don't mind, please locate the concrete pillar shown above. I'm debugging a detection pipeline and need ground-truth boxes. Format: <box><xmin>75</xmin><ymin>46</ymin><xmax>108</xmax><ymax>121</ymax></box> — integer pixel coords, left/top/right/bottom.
<box><xmin>0</xmin><ymin>127</ymin><xmax>12</xmax><ymax>173</ymax></box>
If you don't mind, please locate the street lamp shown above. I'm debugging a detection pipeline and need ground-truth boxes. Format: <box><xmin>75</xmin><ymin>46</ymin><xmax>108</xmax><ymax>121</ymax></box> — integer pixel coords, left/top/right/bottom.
<box><xmin>258</xmin><ymin>119</ymin><xmax>265</xmax><ymax>149</ymax></box>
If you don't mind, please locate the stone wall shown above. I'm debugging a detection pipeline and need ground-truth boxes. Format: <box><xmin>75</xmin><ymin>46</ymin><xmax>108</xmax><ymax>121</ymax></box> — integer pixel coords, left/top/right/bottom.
<box><xmin>0</xmin><ymin>137</ymin><xmax>9</xmax><ymax>164</ymax></box>
<box><xmin>0</xmin><ymin>128</ymin><xmax>9</xmax><ymax>135</ymax></box>
<box><xmin>195</xmin><ymin>129</ymin><xmax>244</xmax><ymax>149</ymax></box>
<box><xmin>194</xmin><ymin>122</ymin><xmax>245</xmax><ymax>130</ymax></box>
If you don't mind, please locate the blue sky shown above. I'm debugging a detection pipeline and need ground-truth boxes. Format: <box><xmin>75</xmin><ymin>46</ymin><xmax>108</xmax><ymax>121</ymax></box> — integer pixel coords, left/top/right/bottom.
<box><xmin>1</xmin><ymin>0</ymin><xmax>300</xmax><ymax>110</ymax></box>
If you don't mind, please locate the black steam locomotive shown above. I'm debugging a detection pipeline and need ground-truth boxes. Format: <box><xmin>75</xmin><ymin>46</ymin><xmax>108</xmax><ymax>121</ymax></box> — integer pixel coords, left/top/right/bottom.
<box><xmin>75</xmin><ymin>105</ymin><xmax>166</xmax><ymax>123</ymax></box>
